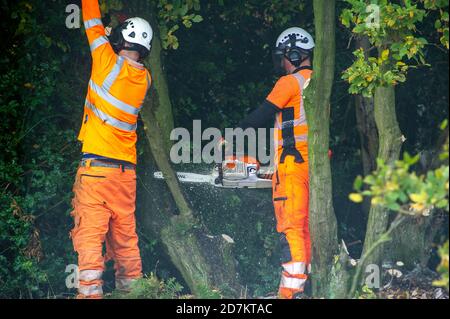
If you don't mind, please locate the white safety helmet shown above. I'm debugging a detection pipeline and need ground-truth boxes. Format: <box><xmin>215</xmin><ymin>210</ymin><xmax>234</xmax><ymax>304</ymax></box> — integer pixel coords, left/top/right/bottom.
<box><xmin>109</xmin><ymin>17</ymin><xmax>153</xmax><ymax>59</ymax></box>
<box><xmin>273</xmin><ymin>27</ymin><xmax>315</xmax><ymax>72</ymax></box>
<box><xmin>275</xmin><ymin>27</ymin><xmax>315</xmax><ymax>51</ymax></box>
<box><xmin>121</xmin><ymin>17</ymin><xmax>153</xmax><ymax>51</ymax></box>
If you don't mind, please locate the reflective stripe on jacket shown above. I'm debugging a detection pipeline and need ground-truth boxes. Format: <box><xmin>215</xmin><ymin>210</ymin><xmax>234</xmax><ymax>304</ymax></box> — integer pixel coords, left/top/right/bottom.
<box><xmin>78</xmin><ymin>0</ymin><xmax>152</xmax><ymax>164</ymax></box>
<box><xmin>266</xmin><ymin>68</ymin><xmax>312</xmax><ymax>165</ymax></box>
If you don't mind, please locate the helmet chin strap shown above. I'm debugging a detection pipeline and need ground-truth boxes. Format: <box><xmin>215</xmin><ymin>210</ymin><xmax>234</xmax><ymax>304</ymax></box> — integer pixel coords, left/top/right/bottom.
<box><xmin>292</xmin><ymin>65</ymin><xmax>313</xmax><ymax>74</ymax></box>
<box><xmin>289</xmin><ymin>56</ymin><xmax>311</xmax><ymax>72</ymax></box>
<box><xmin>284</xmin><ymin>52</ymin><xmax>312</xmax><ymax>74</ymax></box>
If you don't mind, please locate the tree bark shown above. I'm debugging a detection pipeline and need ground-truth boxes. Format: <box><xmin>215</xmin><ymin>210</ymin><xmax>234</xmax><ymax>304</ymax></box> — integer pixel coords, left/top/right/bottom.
<box><xmin>386</xmin><ymin>128</ymin><xmax>449</xmax><ymax>268</ymax></box>
<box><xmin>355</xmin><ymin>93</ymin><xmax>378</xmax><ymax>176</ymax></box>
<box><xmin>385</xmin><ymin>214</ymin><xmax>444</xmax><ymax>267</ymax></box>
<box><xmin>361</xmin><ymin>83</ymin><xmax>404</xmax><ymax>269</ymax></box>
<box><xmin>354</xmin><ymin>36</ymin><xmax>379</xmax><ymax>217</ymax></box>
<box><xmin>305</xmin><ymin>0</ymin><xmax>351</xmax><ymax>298</ymax></box>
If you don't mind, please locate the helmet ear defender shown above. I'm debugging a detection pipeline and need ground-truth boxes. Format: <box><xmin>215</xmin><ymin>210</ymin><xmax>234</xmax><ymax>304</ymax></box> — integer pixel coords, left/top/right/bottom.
<box><xmin>272</xmin><ymin>27</ymin><xmax>315</xmax><ymax>76</ymax></box>
<box><xmin>284</xmin><ymin>34</ymin><xmax>311</xmax><ymax>67</ymax></box>
<box><xmin>108</xmin><ymin>18</ymin><xmax>153</xmax><ymax>61</ymax></box>
<box><xmin>272</xmin><ymin>27</ymin><xmax>315</xmax><ymax>75</ymax></box>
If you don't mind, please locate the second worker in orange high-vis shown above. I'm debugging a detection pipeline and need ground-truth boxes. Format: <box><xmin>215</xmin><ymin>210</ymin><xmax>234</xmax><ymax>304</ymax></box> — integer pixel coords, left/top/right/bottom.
<box><xmin>70</xmin><ymin>0</ymin><xmax>153</xmax><ymax>299</ymax></box>
<box><xmin>235</xmin><ymin>27</ymin><xmax>315</xmax><ymax>299</ymax></box>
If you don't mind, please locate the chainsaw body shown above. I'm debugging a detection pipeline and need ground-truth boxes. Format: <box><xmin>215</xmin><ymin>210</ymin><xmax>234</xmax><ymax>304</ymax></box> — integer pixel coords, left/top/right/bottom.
<box><xmin>154</xmin><ymin>156</ymin><xmax>273</xmax><ymax>189</ymax></box>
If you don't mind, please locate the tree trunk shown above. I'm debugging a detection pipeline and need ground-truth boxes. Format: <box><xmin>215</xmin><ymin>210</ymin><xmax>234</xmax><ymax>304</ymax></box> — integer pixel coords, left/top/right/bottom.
<box><xmin>305</xmin><ymin>0</ymin><xmax>351</xmax><ymax>298</ymax></box>
<box><xmin>361</xmin><ymin>83</ymin><xmax>404</xmax><ymax>269</ymax></box>
<box><xmin>354</xmin><ymin>36</ymin><xmax>379</xmax><ymax>217</ymax></box>
<box><xmin>132</xmin><ymin>4</ymin><xmax>244</xmax><ymax>297</ymax></box>
<box><xmin>355</xmin><ymin>93</ymin><xmax>378</xmax><ymax>176</ymax></box>
<box><xmin>385</xmin><ymin>214</ymin><xmax>444</xmax><ymax>267</ymax></box>
<box><xmin>386</xmin><ymin>128</ymin><xmax>449</xmax><ymax>268</ymax></box>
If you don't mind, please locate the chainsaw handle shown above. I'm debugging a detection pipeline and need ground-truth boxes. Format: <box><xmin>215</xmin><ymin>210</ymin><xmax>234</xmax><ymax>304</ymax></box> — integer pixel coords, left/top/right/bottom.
<box><xmin>215</xmin><ymin>137</ymin><xmax>236</xmax><ymax>163</ymax></box>
<box><xmin>214</xmin><ymin>163</ymin><xmax>224</xmax><ymax>186</ymax></box>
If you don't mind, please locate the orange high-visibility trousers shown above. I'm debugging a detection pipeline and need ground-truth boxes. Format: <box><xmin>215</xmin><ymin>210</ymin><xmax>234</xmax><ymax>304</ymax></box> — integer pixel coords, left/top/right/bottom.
<box><xmin>70</xmin><ymin>162</ymin><xmax>142</xmax><ymax>298</ymax></box>
<box><xmin>272</xmin><ymin>156</ymin><xmax>310</xmax><ymax>299</ymax></box>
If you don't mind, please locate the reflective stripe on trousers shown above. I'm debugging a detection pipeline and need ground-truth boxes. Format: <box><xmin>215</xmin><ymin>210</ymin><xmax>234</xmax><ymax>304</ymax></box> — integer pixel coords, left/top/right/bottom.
<box><xmin>78</xmin><ymin>284</ymin><xmax>103</xmax><ymax>297</ymax></box>
<box><xmin>79</xmin><ymin>269</ymin><xmax>102</xmax><ymax>282</ymax></box>
<box><xmin>77</xmin><ymin>269</ymin><xmax>103</xmax><ymax>298</ymax></box>
<box><xmin>283</xmin><ymin>261</ymin><xmax>307</xmax><ymax>275</ymax></box>
<box><xmin>280</xmin><ymin>275</ymin><xmax>307</xmax><ymax>290</ymax></box>
<box><xmin>279</xmin><ymin>262</ymin><xmax>309</xmax><ymax>292</ymax></box>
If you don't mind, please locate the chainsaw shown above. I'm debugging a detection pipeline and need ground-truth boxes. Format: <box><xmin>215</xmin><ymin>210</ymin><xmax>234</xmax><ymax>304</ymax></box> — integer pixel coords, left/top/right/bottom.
<box><xmin>154</xmin><ymin>156</ymin><xmax>273</xmax><ymax>189</ymax></box>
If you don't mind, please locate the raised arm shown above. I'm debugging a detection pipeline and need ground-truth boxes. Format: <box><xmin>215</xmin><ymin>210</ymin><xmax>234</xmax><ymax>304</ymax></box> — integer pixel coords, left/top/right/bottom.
<box><xmin>82</xmin><ymin>0</ymin><xmax>116</xmax><ymax>71</ymax></box>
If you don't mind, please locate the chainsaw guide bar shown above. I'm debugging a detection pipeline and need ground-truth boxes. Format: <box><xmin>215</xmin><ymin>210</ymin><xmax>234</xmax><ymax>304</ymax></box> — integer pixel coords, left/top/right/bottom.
<box><xmin>154</xmin><ymin>158</ymin><xmax>273</xmax><ymax>189</ymax></box>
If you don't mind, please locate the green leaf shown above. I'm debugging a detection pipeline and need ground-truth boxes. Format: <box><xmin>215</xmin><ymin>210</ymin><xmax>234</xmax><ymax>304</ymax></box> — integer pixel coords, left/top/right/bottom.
<box><xmin>387</xmin><ymin>202</ymin><xmax>401</xmax><ymax>211</ymax></box>
<box><xmin>341</xmin><ymin>10</ymin><xmax>353</xmax><ymax>28</ymax></box>
<box><xmin>403</xmin><ymin>152</ymin><xmax>420</xmax><ymax>165</ymax></box>
<box><xmin>183</xmin><ymin>20</ymin><xmax>193</xmax><ymax>28</ymax></box>
<box><xmin>381</xmin><ymin>49</ymin><xmax>390</xmax><ymax>61</ymax></box>
<box><xmin>192</xmin><ymin>15</ymin><xmax>203</xmax><ymax>23</ymax></box>
<box><xmin>354</xmin><ymin>175</ymin><xmax>364</xmax><ymax>191</ymax></box>
<box><xmin>364</xmin><ymin>175</ymin><xmax>376</xmax><ymax>185</ymax></box>
<box><xmin>349</xmin><ymin>193</ymin><xmax>364</xmax><ymax>203</ymax></box>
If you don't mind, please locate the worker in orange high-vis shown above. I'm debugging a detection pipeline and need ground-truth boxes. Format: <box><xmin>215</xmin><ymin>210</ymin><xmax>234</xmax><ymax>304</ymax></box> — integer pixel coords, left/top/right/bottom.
<box><xmin>70</xmin><ymin>0</ymin><xmax>152</xmax><ymax>299</ymax></box>
<box><xmin>234</xmin><ymin>27</ymin><xmax>315</xmax><ymax>299</ymax></box>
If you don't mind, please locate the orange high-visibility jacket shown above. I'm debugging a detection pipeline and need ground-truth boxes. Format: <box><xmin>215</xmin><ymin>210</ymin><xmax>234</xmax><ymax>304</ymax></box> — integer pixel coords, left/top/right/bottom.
<box><xmin>266</xmin><ymin>67</ymin><xmax>312</xmax><ymax>164</ymax></box>
<box><xmin>78</xmin><ymin>0</ymin><xmax>152</xmax><ymax>164</ymax></box>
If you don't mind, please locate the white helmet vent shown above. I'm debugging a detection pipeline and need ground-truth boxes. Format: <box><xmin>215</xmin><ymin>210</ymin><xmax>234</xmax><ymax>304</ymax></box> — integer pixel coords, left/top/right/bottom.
<box><xmin>276</xmin><ymin>27</ymin><xmax>315</xmax><ymax>51</ymax></box>
<box><xmin>121</xmin><ymin>17</ymin><xmax>153</xmax><ymax>51</ymax></box>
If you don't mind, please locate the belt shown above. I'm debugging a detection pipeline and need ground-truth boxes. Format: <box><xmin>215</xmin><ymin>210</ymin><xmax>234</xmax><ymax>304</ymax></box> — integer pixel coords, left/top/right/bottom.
<box><xmin>80</xmin><ymin>159</ymin><xmax>136</xmax><ymax>171</ymax></box>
